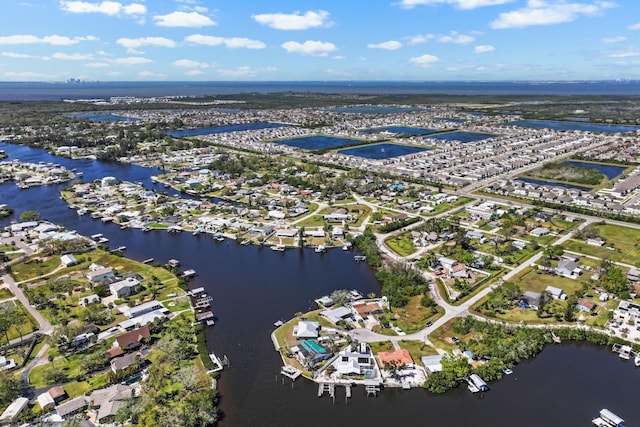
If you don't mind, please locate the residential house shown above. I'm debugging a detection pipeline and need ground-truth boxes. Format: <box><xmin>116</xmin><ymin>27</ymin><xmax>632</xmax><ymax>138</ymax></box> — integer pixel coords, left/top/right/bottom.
<box><xmin>0</xmin><ymin>355</ymin><xmax>16</xmax><ymax>371</ymax></box>
<box><xmin>293</xmin><ymin>339</ymin><xmax>332</xmax><ymax>367</ymax></box>
<box><xmin>124</xmin><ymin>301</ymin><xmax>164</xmax><ymax>319</ymax></box>
<box><xmin>378</xmin><ymin>349</ymin><xmax>414</xmax><ymax>368</ymax></box>
<box><xmin>555</xmin><ymin>259</ymin><xmax>581</xmax><ymax>279</ymax></box>
<box><xmin>421</xmin><ymin>355</ymin><xmax>444</xmax><ymax>374</ymax></box>
<box><xmin>587</xmin><ymin>237</ymin><xmax>606</xmax><ymax>246</ymax></box>
<box><xmin>110</xmin><ymin>352</ymin><xmax>142</xmax><ymax>374</ymax></box>
<box><xmin>545</xmin><ymin>285</ymin><xmax>566</xmax><ymax>300</ymax></box>
<box><xmin>88</xmin><ymin>383</ymin><xmax>136</xmax><ymax>424</ymax></box>
<box><xmin>112</xmin><ymin>325</ymin><xmax>150</xmax><ymax>351</ymax></box>
<box><xmin>37</xmin><ymin>392</ymin><xmax>55</xmax><ymax>411</ymax></box>
<box><xmin>321</xmin><ymin>306</ymin><xmax>352</xmax><ymax>324</ymax></box>
<box><xmin>576</xmin><ymin>298</ymin><xmax>597</xmax><ymax>312</ymax></box>
<box><xmin>79</xmin><ymin>294</ymin><xmax>101</xmax><ymax>307</ymax></box>
<box><xmin>522</xmin><ymin>291</ymin><xmax>542</xmax><ymax>309</ymax></box>
<box><xmin>86</xmin><ymin>267</ymin><xmax>115</xmax><ymax>283</ymax></box>
<box><xmin>530</xmin><ymin>227</ymin><xmax>550</xmax><ymax>237</ymax></box>
<box><xmin>109</xmin><ymin>277</ymin><xmax>141</xmax><ymax>298</ymax></box>
<box><xmin>293</xmin><ymin>320</ymin><xmax>320</xmax><ymax>339</ymax></box>
<box><xmin>0</xmin><ymin>397</ymin><xmax>29</xmax><ymax>425</ymax></box>
<box><xmin>48</xmin><ymin>386</ymin><xmax>68</xmax><ymax>404</ymax></box>
<box><xmin>55</xmin><ymin>396</ymin><xmax>88</xmax><ymax>418</ymax></box>
<box><xmin>332</xmin><ymin>343</ymin><xmax>376</xmax><ymax>376</ymax></box>
<box><xmin>60</xmin><ymin>254</ymin><xmax>77</xmax><ymax>267</ymax></box>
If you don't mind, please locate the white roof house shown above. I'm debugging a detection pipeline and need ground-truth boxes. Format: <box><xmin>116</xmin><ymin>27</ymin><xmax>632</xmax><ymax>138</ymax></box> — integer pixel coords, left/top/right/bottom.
<box><xmin>109</xmin><ymin>277</ymin><xmax>141</xmax><ymax>298</ymax></box>
<box><xmin>60</xmin><ymin>254</ymin><xmax>77</xmax><ymax>267</ymax></box>
<box><xmin>545</xmin><ymin>285</ymin><xmax>566</xmax><ymax>300</ymax></box>
<box><xmin>332</xmin><ymin>343</ymin><xmax>375</xmax><ymax>376</ymax></box>
<box><xmin>0</xmin><ymin>397</ymin><xmax>29</xmax><ymax>424</ymax></box>
<box><xmin>294</xmin><ymin>320</ymin><xmax>320</xmax><ymax>339</ymax></box>
<box><xmin>37</xmin><ymin>392</ymin><xmax>55</xmax><ymax>411</ymax></box>
<box><xmin>321</xmin><ymin>306</ymin><xmax>352</xmax><ymax>324</ymax></box>
<box><xmin>421</xmin><ymin>354</ymin><xmax>444</xmax><ymax>373</ymax></box>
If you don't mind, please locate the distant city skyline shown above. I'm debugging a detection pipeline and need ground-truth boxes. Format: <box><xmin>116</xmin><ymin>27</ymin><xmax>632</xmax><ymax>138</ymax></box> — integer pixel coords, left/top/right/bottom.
<box><xmin>0</xmin><ymin>0</ymin><xmax>638</xmax><ymax>81</ymax></box>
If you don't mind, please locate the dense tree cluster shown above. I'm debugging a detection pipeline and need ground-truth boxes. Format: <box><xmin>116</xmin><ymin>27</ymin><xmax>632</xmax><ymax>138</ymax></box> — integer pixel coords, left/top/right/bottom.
<box><xmin>376</xmin><ymin>261</ymin><xmax>428</xmax><ymax>307</ymax></box>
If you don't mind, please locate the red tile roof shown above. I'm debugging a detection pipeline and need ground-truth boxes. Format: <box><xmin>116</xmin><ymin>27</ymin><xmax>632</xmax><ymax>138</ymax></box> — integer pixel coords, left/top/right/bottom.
<box><xmin>378</xmin><ymin>349</ymin><xmax>413</xmax><ymax>367</ymax></box>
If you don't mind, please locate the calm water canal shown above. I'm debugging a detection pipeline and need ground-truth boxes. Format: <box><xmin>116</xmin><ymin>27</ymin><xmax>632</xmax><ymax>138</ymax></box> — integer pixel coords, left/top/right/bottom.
<box><xmin>1</xmin><ymin>143</ymin><xmax>639</xmax><ymax>426</ymax></box>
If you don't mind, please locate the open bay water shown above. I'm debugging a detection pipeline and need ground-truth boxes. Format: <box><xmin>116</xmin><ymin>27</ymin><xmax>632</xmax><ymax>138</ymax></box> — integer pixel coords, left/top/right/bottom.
<box><xmin>3</xmin><ymin>80</ymin><xmax>640</xmax><ymax>101</ymax></box>
<box><xmin>1</xmin><ymin>143</ymin><xmax>640</xmax><ymax>425</ymax></box>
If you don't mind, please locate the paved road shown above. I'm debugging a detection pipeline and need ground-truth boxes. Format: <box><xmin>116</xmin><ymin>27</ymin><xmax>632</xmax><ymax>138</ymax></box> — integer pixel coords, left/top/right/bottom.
<box><xmin>2</xmin><ymin>273</ymin><xmax>53</xmax><ymax>335</ymax></box>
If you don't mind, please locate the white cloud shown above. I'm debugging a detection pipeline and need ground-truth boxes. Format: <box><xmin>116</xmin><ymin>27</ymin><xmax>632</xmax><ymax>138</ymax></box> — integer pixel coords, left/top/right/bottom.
<box><xmin>112</xmin><ymin>56</ymin><xmax>152</xmax><ymax>65</ymax></box>
<box><xmin>409</xmin><ymin>54</ymin><xmax>439</xmax><ymax>67</ymax></box>
<box><xmin>185</xmin><ymin>35</ymin><xmax>265</xmax><ymax>49</ymax></box>
<box><xmin>0</xmin><ymin>34</ymin><xmax>92</xmax><ymax>45</ymax></box>
<box><xmin>491</xmin><ymin>0</ymin><xmax>616</xmax><ymax>29</ymax></box>
<box><xmin>281</xmin><ymin>40</ymin><xmax>337</xmax><ymax>56</ymax></box>
<box><xmin>138</xmin><ymin>71</ymin><xmax>167</xmax><ymax>78</ymax></box>
<box><xmin>607</xmin><ymin>49</ymin><xmax>640</xmax><ymax>58</ymax></box>
<box><xmin>85</xmin><ymin>62</ymin><xmax>110</xmax><ymax>67</ymax></box>
<box><xmin>154</xmin><ymin>11</ymin><xmax>215</xmax><ymax>27</ymax></box>
<box><xmin>116</xmin><ymin>37</ymin><xmax>177</xmax><ymax>49</ymax></box>
<box><xmin>437</xmin><ymin>32</ymin><xmax>475</xmax><ymax>44</ymax></box>
<box><xmin>217</xmin><ymin>66</ymin><xmax>259</xmax><ymax>77</ymax></box>
<box><xmin>629</xmin><ymin>22</ymin><xmax>640</xmax><ymax>30</ymax></box>
<box><xmin>60</xmin><ymin>1</ymin><xmax>146</xmax><ymax>16</ymax></box>
<box><xmin>4</xmin><ymin>71</ymin><xmax>65</xmax><ymax>80</ymax></box>
<box><xmin>1</xmin><ymin>52</ymin><xmax>35</xmax><ymax>58</ymax></box>
<box><xmin>223</xmin><ymin>38</ymin><xmax>266</xmax><ymax>49</ymax></box>
<box><xmin>368</xmin><ymin>40</ymin><xmax>403</xmax><ymax>50</ymax></box>
<box><xmin>398</xmin><ymin>0</ymin><xmax>514</xmax><ymax>10</ymax></box>
<box><xmin>51</xmin><ymin>52</ymin><xmax>94</xmax><ymax>60</ymax></box>
<box><xmin>408</xmin><ymin>32</ymin><xmax>474</xmax><ymax>44</ymax></box>
<box><xmin>602</xmin><ymin>36</ymin><xmax>626</xmax><ymax>43</ymax></box>
<box><xmin>474</xmin><ymin>44</ymin><xmax>495</xmax><ymax>53</ymax></box>
<box><xmin>252</xmin><ymin>10</ymin><xmax>331</xmax><ymax>30</ymax></box>
<box><xmin>173</xmin><ymin>59</ymin><xmax>209</xmax><ymax>68</ymax></box>
<box><xmin>185</xmin><ymin>69</ymin><xmax>205</xmax><ymax>76</ymax></box>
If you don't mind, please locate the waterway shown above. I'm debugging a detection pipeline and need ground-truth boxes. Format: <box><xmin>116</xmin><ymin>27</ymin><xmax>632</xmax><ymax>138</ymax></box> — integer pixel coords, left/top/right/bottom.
<box><xmin>1</xmin><ymin>143</ymin><xmax>639</xmax><ymax>426</ymax></box>
<box><xmin>509</xmin><ymin>119</ymin><xmax>639</xmax><ymax>134</ymax></box>
<box><xmin>561</xmin><ymin>161</ymin><xmax>627</xmax><ymax>180</ymax></box>
<box><xmin>339</xmin><ymin>143</ymin><xmax>429</xmax><ymax>160</ymax></box>
<box><xmin>275</xmin><ymin>136</ymin><xmax>364</xmax><ymax>150</ymax></box>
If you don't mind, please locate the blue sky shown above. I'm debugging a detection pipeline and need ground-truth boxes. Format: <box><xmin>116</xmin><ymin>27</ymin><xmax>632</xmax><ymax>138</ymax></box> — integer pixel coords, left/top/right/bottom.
<box><xmin>0</xmin><ymin>0</ymin><xmax>638</xmax><ymax>81</ymax></box>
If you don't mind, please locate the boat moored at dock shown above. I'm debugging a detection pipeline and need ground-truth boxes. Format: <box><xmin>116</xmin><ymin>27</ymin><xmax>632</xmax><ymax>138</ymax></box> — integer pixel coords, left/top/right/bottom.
<box><xmin>592</xmin><ymin>408</ymin><xmax>625</xmax><ymax>427</ymax></box>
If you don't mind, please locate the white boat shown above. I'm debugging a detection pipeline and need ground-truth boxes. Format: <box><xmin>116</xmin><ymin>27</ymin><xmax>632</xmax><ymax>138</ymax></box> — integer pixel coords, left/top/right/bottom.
<box><xmin>272</xmin><ymin>244</ymin><xmax>285</xmax><ymax>252</ymax></box>
<box><xmin>77</xmin><ymin>208</ymin><xmax>87</xmax><ymax>216</ymax></box>
<box><xmin>502</xmin><ymin>368</ymin><xmax>513</xmax><ymax>375</ymax></box>
<box><xmin>635</xmin><ymin>353</ymin><xmax>640</xmax><ymax>367</ymax></box>
<box><xmin>281</xmin><ymin>365</ymin><xmax>302</xmax><ymax>380</ymax></box>
<box><xmin>593</xmin><ymin>408</ymin><xmax>625</xmax><ymax>427</ymax></box>
<box><xmin>315</xmin><ymin>245</ymin><xmax>326</xmax><ymax>253</ymax></box>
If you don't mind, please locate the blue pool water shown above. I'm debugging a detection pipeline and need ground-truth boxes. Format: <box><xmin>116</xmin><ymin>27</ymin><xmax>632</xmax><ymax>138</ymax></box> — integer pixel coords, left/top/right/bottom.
<box><xmin>339</xmin><ymin>143</ymin><xmax>428</xmax><ymax>159</ymax></box>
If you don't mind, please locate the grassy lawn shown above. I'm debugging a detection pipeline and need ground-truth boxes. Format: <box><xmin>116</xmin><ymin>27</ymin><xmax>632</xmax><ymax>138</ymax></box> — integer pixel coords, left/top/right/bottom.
<box><xmin>294</xmin><ymin>215</ymin><xmax>324</xmax><ymax>227</ymax></box>
<box><xmin>422</xmin><ymin>196</ymin><xmax>474</xmax><ymax>217</ymax></box>
<box><xmin>10</xmin><ymin>256</ymin><xmax>62</xmax><ymax>282</ymax></box>
<box><xmin>383</xmin><ymin>295</ymin><xmax>444</xmax><ymax>334</ymax></box>
<box><xmin>164</xmin><ymin>296</ymin><xmax>191</xmax><ymax>313</ymax></box>
<box><xmin>385</xmin><ymin>233</ymin><xmax>417</xmax><ymax>257</ymax></box>
<box><xmin>511</xmin><ymin>267</ymin><xmax>587</xmax><ymax>295</ymax></box>
<box><xmin>0</xmin><ymin>288</ymin><xmax>13</xmax><ymax>300</ymax></box>
<box><xmin>369</xmin><ymin>341</ymin><xmax>394</xmax><ymax>354</ymax></box>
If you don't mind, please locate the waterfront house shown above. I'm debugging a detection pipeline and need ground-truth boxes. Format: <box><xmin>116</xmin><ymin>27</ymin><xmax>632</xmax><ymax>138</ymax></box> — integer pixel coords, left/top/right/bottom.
<box><xmin>332</xmin><ymin>343</ymin><xmax>375</xmax><ymax>376</ymax></box>
<box><xmin>421</xmin><ymin>355</ymin><xmax>444</xmax><ymax>374</ymax></box>
<box><xmin>522</xmin><ymin>291</ymin><xmax>542</xmax><ymax>309</ymax></box>
<box><xmin>292</xmin><ymin>339</ymin><xmax>332</xmax><ymax>367</ymax></box>
<box><xmin>378</xmin><ymin>349</ymin><xmax>414</xmax><ymax>368</ymax></box>
<box><xmin>293</xmin><ymin>320</ymin><xmax>320</xmax><ymax>339</ymax></box>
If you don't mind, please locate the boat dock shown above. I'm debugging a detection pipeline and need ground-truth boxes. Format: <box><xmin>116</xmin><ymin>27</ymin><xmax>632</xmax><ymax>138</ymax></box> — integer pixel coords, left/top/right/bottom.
<box><xmin>354</xmin><ymin>255</ymin><xmax>366</xmax><ymax>262</ymax></box>
<box><xmin>612</xmin><ymin>343</ymin><xmax>633</xmax><ymax>360</ymax></box>
<box><xmin>281</xmin><ymin>365</ymin><xmax>302</xmax><ymax>381</ymax></box>
<box><xmin>318</xmin><ymin>383</ymin><xmax>335</xmax><ymax>398</ymax></box>
<box><xmin>592</xmin><ymin>408</ymin><xmax>625</xmax><ymax>427</ymax></box>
